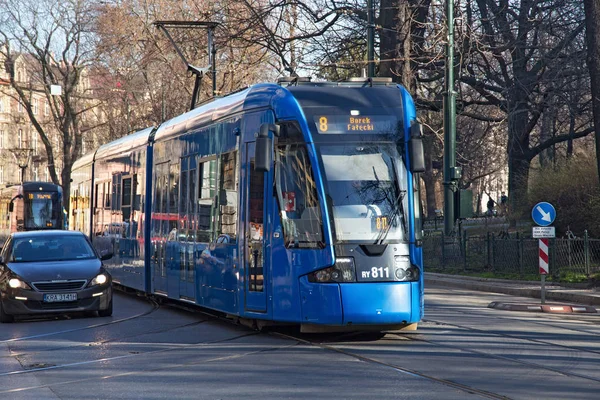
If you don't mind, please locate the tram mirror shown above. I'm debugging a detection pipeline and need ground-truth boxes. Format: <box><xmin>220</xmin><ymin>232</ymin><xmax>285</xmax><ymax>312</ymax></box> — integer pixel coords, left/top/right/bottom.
<box><xmin>409</xmin><ymin>122</ymin><xmax>426</xmax><ymax>173</ymax></box>
<box><xmin>255</xmin><ymin>134</ymin><xmax>272</xmax><ymax>172</ymax></box>
<box><xmin>255</xmin><ymin>123</ymin><xmax>280</xmax><ymax>172</ymax></box>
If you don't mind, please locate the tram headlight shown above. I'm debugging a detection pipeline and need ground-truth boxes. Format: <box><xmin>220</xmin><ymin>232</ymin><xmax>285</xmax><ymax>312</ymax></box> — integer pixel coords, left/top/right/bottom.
<box><xmin>308</xmin><ymin>257</ymin><xmax>356</xmax><ymax>283</ymax></box>
<box><xmin>394</xmin><ymin>256</ymin><xmax>420</xmax><ymax>282</ymax></box>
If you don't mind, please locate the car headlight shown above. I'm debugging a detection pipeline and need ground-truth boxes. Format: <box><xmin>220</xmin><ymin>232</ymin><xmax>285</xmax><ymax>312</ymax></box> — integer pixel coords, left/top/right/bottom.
<box><xmin>308</xmin><ymin>257</ymin><xmax>356</xmax><ymax>283</ymax></box>
<box><xmin>89</xmin><ymin>273</ymin><xmax>108</xmax><ymax>286</ymax></box>
<box><xmin>8</xmin><ymin>278</ymin><xmax>32</xmax><ymax>290</ymax></box>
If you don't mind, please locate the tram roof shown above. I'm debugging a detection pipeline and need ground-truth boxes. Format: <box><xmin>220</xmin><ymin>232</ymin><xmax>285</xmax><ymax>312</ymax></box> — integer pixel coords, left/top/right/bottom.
<box><xmin>287</xmin><ymin>84</ymin><xmax>404</xmax><ymax>111</ymax></box>
<box><xmin>153</xmin><ymin>84</ymin><xmax>282</xmax><ymax>142</ymax></box>
<box><xmin>72</xmin><ymin>150</ymin><xmax>96</xmax><ymax>171</ymax></box>
<box><xmin>94</xmin><ymin>127</ymin><xmax>155</xmax><ymax>160</ymax></box>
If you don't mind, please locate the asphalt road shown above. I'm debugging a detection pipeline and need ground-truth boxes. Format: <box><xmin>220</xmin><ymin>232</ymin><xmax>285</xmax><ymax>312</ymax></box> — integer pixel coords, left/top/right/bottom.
<box><xmin>1</xmin><ymin>286</ymin><xmax>599</xmax><ymax>399</ymax></box>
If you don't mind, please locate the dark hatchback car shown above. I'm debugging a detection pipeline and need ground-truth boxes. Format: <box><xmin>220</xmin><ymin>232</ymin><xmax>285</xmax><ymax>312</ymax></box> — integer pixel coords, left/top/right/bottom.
<box><xmin>0</xmin><ymin>230</ymin><xmax>113</xmax><ymax>323</ymax></box>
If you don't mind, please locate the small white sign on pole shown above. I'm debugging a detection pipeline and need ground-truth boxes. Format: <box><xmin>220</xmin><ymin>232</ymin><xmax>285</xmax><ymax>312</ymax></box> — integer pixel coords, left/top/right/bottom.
<box><xmin>532</xmin><ymin>226</ymin><xmax>555</xmax><ymax>238</ymax></box>
<box><xmin>50</xmin><ymin>85</ymin><xmax>62</xmax><ymax>96</ymax></box>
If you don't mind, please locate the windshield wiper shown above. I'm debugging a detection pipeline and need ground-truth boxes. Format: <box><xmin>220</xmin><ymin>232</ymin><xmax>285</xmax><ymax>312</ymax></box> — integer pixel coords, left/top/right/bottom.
<box><xmin>373</xmin><ymin>158</ymin><xmax>406</xmax><ymax>245</ymax></box>
<box><xmin>374</xmin><ymin>190</ymin><xmax>406</xmax><ymax>245</ymax></box>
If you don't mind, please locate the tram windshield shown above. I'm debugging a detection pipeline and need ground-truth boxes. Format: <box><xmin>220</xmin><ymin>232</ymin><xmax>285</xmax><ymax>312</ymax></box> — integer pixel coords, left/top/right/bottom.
<box><xmin>24</xmin><ymin>192</ymin><xmax>62</xmax><ymax>229</ymax></box>
<box><xmin>318</xmin><ymin>144</ymin><xmax>408</xmax><ymax>244</ymax></box>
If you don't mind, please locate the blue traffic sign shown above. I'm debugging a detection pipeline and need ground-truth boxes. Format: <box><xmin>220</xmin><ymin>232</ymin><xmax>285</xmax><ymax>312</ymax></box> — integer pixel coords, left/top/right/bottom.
<box><xmin>532</xmin><ymin>202</ymin><xmax>556</xmax><ymax>226</ymax></box>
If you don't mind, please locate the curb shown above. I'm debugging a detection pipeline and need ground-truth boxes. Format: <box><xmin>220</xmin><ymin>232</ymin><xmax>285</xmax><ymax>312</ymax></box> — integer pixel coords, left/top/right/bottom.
<box><xmin>488</xmin><ymin>302</ymin><xmax>598</xmax><ymax>313</ymax></box>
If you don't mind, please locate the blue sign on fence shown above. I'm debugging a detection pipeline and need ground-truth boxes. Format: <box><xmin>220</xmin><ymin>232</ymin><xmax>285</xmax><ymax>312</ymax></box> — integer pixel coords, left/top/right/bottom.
<box><xmin>532</xmin><ymin>202</ymin><xmax>556</xmax><ymax>227</ymax></box>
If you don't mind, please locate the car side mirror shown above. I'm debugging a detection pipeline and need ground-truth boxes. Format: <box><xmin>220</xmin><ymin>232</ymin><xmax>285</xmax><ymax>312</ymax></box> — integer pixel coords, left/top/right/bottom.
<box><xmin>100</xmin><ymin>252</ymin><xmax>113</xmax><ymax>261</ymax></box>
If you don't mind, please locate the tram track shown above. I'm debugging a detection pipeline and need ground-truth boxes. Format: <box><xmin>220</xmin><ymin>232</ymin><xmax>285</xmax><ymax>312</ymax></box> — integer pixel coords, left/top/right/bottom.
<box><xmin>0</xmin><ymin>330</ymin><xmax>276</xmax><ymax>395</ymax></box>
<box><xmin>269</xmin><ymin>305</ymin><xmax>600</xmax><ymax>399</ymax></box>
<box><xmin>388</xmin><ymin>327</ymin><xmax>600</xmax><ymax>385</ymax></box>
<box><xmin>272</xmin><ymin>330</ymin><xmax>511</xmax><ymax>400</ymax></box>
<box><xmin>0</xmin><ymin>292</ymin><xmax>238</xmax><ymax>364</ymax></box>
<box><xmin>0</xmin><ymin>294</ymin><xmax>160</xmax><ymax>345</ymax></box>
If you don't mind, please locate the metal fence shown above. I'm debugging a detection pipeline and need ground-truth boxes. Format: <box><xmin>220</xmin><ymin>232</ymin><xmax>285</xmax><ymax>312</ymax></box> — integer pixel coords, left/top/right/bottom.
<box><xmin>423</xmin><ymin>231</ymin><xmax>600</xmax><ymax>277</ymax></box>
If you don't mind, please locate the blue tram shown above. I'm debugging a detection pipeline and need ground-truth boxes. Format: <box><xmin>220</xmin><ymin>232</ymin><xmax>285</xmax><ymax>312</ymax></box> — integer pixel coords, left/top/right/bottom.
<box><xmin>70</xmin><ymin>78</ymin><xmax>425</xmax><ymax>331</ymax></box>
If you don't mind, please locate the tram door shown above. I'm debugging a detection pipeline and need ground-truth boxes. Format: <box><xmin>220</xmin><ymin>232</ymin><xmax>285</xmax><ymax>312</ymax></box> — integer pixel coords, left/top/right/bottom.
<box><xmin>243</xmin><ymin>143</ymin><xmax>269</xmax><ymax>313</ymax></box>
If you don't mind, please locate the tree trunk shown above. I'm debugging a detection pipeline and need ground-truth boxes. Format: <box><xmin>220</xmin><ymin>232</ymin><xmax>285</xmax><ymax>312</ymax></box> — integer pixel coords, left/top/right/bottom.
<box><xmin>378</xmin><ymin>0</ymin><xmax>399</xmax><ymax>80</ymax></box>
<box><xmin>583</xmin><ymin>0</ymin><xmax>600</xmax><ymax>185</ymax></box>
<box><xmin>423</xmin><ymin>135</ymin><xmax>437</xmax><ymax>217</ymax></box>
<box><xmin>507</xmin><ymin>82</ymin><xmax>532</xmax><ymax>226</ymax></box>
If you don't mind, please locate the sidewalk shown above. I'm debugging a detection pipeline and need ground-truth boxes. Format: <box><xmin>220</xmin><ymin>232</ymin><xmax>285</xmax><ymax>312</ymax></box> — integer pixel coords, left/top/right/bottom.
<box><xmin>425</xmin><ymin>272</ymin><xmax>600</xmax><ymax>313</ymax></box>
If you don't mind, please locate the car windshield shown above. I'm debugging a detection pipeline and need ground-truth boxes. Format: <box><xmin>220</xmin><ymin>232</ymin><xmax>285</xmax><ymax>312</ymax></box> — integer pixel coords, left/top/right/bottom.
<box><xmin>318</xmin><ymin>143</ymin><xmax>408</xmax><ymax>244</ymax></box>
<box><xmin>10</xmin><ymin>235</ymin><xmax>96</xmax><ymax>262</ymax></box>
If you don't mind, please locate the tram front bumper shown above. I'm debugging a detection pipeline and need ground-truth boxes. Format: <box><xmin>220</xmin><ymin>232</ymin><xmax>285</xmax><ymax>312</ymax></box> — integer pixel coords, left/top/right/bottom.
<box><xmin>300</xmin><ymin>278</ymin><xmax>420</xmax><ymax>327</ymax></box>
<box><xmin>339</xmin><ymin>282</ymin><xmax>416</xmax><ymax>326</ymax></box>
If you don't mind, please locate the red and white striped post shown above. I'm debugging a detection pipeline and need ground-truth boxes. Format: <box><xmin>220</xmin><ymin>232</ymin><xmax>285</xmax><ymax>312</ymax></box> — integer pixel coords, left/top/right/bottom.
<box><xmin>539</xmin><ymin>239</ymin><xmax>549</xmax><ymax>274</ymax></box>
<box><xmin>539</xmin><ymin>238</ymin><xmax>549</xmax><ymax>304</ymax></box>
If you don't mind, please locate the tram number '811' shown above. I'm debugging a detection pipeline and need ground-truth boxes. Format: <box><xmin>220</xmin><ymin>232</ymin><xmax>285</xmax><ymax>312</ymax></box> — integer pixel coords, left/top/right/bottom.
<box><xmin>361</xmin><ymin>267</ymin><xmax>390</xmax><ymax>280</ymax></box>
<box><xmin>371</xmin><ymin>216</ymin><xmax>389</xmax><ymax>231</ymax></box>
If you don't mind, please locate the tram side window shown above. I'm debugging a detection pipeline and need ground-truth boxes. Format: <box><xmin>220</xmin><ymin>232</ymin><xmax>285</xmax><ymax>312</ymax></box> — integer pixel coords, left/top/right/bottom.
<box><xmin>179</xmin><ymin>168</ymin><xmax>188</xmax><ymax>235</ymax></box>
<box><xmin>122</xmin><ymin>177</ymin><xmax>132</xmax><ymax>221</ymax></box>
<box><xmin>218</xmin><ymin>151</ymin><xmax>238</xmax><ymax>242</ymax></box>
<box><xmin>197</xmin><ymin>159</ymin><xmax>217</xmax><ymax>242</ymax></box>
<box><xmin>103</xmin><ymin>182</ymin><xmax>111</xmax><ymax>209</ymax></box>
<box><xmin>275</xmin><ymin>144</ymin><xmax>324</xmax><ymax>248</ymax></box>
<box><xmin>112</xmin><ymin>175</ymin><xmax>121</xmax><ymax>211</ymax></box>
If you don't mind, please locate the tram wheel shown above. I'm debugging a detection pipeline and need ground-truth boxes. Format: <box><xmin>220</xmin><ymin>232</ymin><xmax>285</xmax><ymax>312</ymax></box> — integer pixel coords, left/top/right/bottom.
<box><xmin>400</xmin><ymin>323</ymin><xmax>418</xmax><ymax>331</ymax></box>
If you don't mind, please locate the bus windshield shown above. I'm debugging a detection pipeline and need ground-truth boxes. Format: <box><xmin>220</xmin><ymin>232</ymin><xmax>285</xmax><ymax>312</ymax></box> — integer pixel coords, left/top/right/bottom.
<box><xmin>24</xmin><ymin>192</ymin><xmax>61</xmax><ymax>229</ymax></box>
<box><xmin>318</xmin><ymin>144</ymin><xmax>408</xmax><ymax>244</ymax></box>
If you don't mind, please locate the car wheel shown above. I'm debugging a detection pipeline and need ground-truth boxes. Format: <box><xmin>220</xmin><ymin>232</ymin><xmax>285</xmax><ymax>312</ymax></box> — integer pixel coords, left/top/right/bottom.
<box><xmin>98</xmin><ymin>299</ymin><xmax>113</xmax><ymax>317</ymax></box>
<box><xmin>0</xmin><ymin>301</ymin><xmax>14</xmax><ymax>323</ymax></box>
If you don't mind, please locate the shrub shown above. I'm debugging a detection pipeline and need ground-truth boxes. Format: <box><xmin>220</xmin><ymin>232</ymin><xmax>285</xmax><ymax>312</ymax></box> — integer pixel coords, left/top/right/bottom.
<box><xmin>528</xmin><ymin>156</ymin><xmax>600</xmax><ymax>237</ymax></box>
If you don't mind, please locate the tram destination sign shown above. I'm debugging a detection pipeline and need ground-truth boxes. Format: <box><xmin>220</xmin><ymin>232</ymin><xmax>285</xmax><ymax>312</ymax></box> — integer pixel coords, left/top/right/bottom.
<box><xmin>314</xmin><ymin>115</ymin><xmax>398</xmax><ymax>134</ymax></box>
<box><xmin>532</xmin><ymin>226</ymin><xmax>555</xmax><ymax>238</ymax></box>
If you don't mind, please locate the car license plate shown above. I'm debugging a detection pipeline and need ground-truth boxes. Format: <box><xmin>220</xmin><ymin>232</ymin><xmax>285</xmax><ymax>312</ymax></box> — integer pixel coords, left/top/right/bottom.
<box><xmin>43</xmin><ymin>293</ymin><xmax>77</xmax><ymax>302</ymax></box>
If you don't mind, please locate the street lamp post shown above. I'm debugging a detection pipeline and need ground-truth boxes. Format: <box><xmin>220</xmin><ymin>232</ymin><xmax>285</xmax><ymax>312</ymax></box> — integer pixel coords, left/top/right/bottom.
<box><xmin>443</xmin><ymin>0</ymin><xmax>460</xmax><ymax>235</ymax></box>
<box><xmin>9</xmin><ymin>148</ymin><xmax>33</xmax><ymax>183</ymax></box>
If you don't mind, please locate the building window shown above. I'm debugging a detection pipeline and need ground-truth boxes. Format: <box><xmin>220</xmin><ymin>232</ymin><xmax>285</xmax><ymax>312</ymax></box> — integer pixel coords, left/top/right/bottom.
<box><xmin>0</xmin><ymin>166</ymin><xmax>3</xmax><ymax>183</ymax></box>
<box><xmin>18</xmin><ymin>129</ymin><xmax>23</xmax><ymax>148</ymax></box>
<box><xmin>45</xmin><ymin>167</ymin><xmax>49</xmax><ymax>181</ymax></box>
<box><xmin>45</xmin><ymin>101</ymin><xmax>49</xmax><ymax>116</ymax></box>
<box><xmin>33</xmin><ymin>166</ymin><xmax>39</xmax><ymax>181</ymax></box>
<box><xmin>0</xmin><ymin>98</ymin><xmax>4</xmax><ymax>113</ymax></box>
<box><xmin>33</xmin><ymin>99</ymin><xmax>38</xmax><ymax>114</ymax></box>
<box><xmin>18</xmin><ymin>100</ymin><xmax>23</xmax><ymax>113</ymax></box>
<box><xmin>32</xmin><ymin>133</ymin><xmax>38</xmax><ymax>155</ymax></box>
<box><xmin>0</xmin><ymin>130</ymin><xmax>4</xmax><ymax>149</ymax></box>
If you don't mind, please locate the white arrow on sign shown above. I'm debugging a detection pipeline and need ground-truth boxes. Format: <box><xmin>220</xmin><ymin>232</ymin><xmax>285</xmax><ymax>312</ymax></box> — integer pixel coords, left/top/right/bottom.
<box><xmin>536</xmin><ymin>205</ymin><xmax>552</xmax><ymax>222</ymax></box>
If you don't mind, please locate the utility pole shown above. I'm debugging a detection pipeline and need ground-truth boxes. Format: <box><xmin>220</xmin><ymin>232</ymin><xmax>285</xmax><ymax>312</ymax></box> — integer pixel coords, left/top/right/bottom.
<box><xmin>367</xmin><ymin>0</ymin><xmax>375</xmax><ymax>77</ymax></box>
<box><xmin>443</xmin><ymin>0</ymin><xmax>460</xmax><ymax>235</ymax></box>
